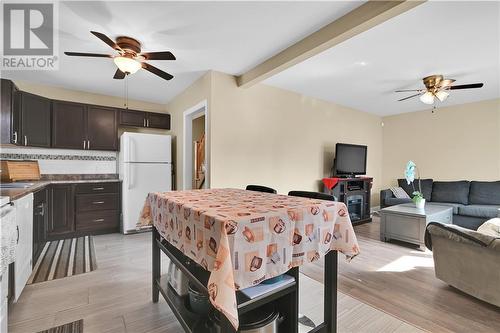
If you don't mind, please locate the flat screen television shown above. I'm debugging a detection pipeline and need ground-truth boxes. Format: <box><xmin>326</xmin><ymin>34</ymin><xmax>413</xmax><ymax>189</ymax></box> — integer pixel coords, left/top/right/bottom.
<box><xmin>333</xmin><ymin>143</ymin><xmax>367</xmax><ymax>177</ymax></box>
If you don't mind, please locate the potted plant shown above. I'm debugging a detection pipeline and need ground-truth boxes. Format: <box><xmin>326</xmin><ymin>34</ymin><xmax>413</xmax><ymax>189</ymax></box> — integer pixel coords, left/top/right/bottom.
<box><xmin>405</xmin><ymin>161</ymin><xmax>425</xmax><ymax>209</ymax></box>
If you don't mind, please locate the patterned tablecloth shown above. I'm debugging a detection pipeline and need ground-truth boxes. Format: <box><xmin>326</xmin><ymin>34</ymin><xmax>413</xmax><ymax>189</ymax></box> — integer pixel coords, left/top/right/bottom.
<box><xmin>139</xmin><ymin>188</ymin><xmax>360</xmax><ymax>329</ymax></box>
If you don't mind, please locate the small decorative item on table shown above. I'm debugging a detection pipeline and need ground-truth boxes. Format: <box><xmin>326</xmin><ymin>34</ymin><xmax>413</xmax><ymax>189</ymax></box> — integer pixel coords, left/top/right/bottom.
<box><xmin>405</xmin><ymin>160</ymin><xmax>425</xmax><ymax>209</ymax></box>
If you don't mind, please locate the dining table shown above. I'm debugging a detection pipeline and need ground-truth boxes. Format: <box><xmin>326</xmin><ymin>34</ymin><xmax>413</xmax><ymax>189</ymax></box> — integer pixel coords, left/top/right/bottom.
<box><xmin>139</xmin><ymin>188</ymin><xmax>360</xmax><ymax>332</ymax></box>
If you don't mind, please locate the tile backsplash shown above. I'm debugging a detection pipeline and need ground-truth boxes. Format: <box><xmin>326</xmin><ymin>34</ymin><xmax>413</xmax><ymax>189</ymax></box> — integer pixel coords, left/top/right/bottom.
<box><xmin>0</xmin><ymin>147</ymin><xmax>117</xmax><ymax>174</ymax></box>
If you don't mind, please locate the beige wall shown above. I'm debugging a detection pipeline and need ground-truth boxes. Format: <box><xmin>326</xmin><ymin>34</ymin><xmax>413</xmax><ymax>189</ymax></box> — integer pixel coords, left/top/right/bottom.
<box><xmin>165</xmin><ymin>72</ymin><xmax>212</xmax><ymax>190</ymax></box>
<box><xmin>209</xmin><ymin>71</ymin><xmax>383</xmax><ymax>204</ymax></box>
<box><xmin>382</xmin><ymin>99</ymin><xmax>500</xmax><ymax>188</ymax></box>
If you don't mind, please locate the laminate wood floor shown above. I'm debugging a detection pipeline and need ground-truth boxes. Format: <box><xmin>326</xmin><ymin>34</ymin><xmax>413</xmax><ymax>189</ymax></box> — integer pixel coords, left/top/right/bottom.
<box><xmin>9</xmin><ymin>232</ymin><xmax>423</xmax><ymax>333</ymax></box>
<box><xmin>301</xmin><ymin>216</ymin><xmax>500</xmax><ymax>333</ymax></box>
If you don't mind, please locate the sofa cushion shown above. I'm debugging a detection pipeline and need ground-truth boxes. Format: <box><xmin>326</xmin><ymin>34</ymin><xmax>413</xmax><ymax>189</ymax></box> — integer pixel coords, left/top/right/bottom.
<box><xmin>390</xmin><ymin>186</ymin><xmax>410</xmax><ymax>199</ymax></box>
<box><xmin>458</xmin><ymin>205</ymin><xmax>500</xmax><ymax>219</ymax></box>
<box><xmin>469</xmin><ymin>181</ymin><xmax>500</xmax><ymax>205</ymax></box>
<box><xmin>398</xmin><ymin>178</ymin><xmax>433</xmax><ymax>201</ymax></box>
<box><xmin>385</xmin><ymin>197</ymin><xmax>412</xmax><ymax>207</ymax></box>
<box><xmin>431</xmin><ymin>181</ymin><xmax>470</xmax><ymax>205</ymax></box>
<box><xmin>477</xmin><ymin>218</ymin><xmax>500</xmax><ymax>237</ymax></box>
<box><xmin>427</xmin><ymin>202</ymin><xmax>464</xmax><ymax>215</ymax></box>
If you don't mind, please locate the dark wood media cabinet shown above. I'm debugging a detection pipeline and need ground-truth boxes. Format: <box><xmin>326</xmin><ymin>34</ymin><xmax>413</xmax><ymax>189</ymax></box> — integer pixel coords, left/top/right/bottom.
<box><xmin>323</xmin><ymin>177</ymin><xmax>373</xmax><ymax>225</ymax></box>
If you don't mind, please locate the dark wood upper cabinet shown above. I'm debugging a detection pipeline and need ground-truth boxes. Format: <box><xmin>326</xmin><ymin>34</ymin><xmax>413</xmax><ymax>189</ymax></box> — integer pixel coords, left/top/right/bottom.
<box><xmin>119</xmin><ymin>109</ymin><xmax>146</xmax><ymax>127</ymax></box>
<box><xmin>52</xmin><ymin>100</ymin><xmax>86</xmax><ymax>149</ymax></box>
<box><xmin>19</xmin><ymin>91</ymin><xmax>51</xmax><ymax>147</ymax></box>
<box><xmin>48</xmin><ymin>184</ymin><xmax>75</xmax><ymax>239</ymax></box>
<box><xmin>53</xmin><ymin>102</ymin><xmax>118</xmax><ymax>151</ymax></box>
<box><xmin>0</xmin><ymin>79</ymin><xmax>19</xmax><ymax>144</ymax></box>
<box><xmin>147</xmin><ymin>112</ymin><xmax>170</xmax><ymax>129</ymax></box>
<box><xmin>87</xmin><ymin>106</ymin><xmax>118</xmax><ymax>151</ymax></box>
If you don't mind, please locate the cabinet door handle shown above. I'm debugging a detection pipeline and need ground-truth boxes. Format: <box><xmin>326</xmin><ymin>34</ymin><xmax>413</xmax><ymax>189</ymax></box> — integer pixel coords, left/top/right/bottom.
<box><xmin>92</xmin><ymin>201</ymin><xmax>105</xmax><ymax>204</ymax></box>
<box><xmin>147</xmin><ymin>119</ymin><xmax>150</xmax><ymax>127</ymax></box>
<box><xmin>83</xmin><ymin>140</ymin><xmax>86</xmax><ymax>149</ymax></box>
<box><xmin>24</xmin><ymin>135</ymin><xmax>27</xmax><ymax>146</ymax></box>
<box><xmin>143</xmin><ymin>118</ymin><xmax>146</xmax><ymax>127</ymax></box>
<box><xmin>93</xmin><ymin>187</ymin><xmax>104</xmax><ymax>191</ymax></box>
<box><xmin>13</xmin><ymin>131</ymin><xmax>17</xmax><ymax>144</ymax></box>
<box><xmin>87</xmin><ymin>140</ymin><xmax>90</xmax><ymax>150</ymax></box>
<box><xmin>16</xmin><ymin>226</ymin><xmax>19</xmax><ymax>244</ymax></box>
<box><xmin>93</xmin><ymin>218</ymin><xmax>105</xmax><ymax>222</ymax></box>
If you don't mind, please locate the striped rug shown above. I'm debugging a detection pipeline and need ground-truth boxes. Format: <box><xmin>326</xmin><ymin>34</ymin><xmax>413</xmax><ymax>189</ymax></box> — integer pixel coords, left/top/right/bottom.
<box><xmin>28</xmin><ymin>236</ymin><xmax>97</xmax><ymax>284</ymax></box>
<box><xmin>37</xmin><ymin>319</ymin><xmax>83</xmax><ymax>333</ymax></box>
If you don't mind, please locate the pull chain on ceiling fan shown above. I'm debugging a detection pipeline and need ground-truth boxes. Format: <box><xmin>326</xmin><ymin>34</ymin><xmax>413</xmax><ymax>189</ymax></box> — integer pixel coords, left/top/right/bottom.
<box><xmin>64</xmin><ymin>31</ymin><xmax>176</xmax><ymax>81</ymax></box>
<box><xmin>396</xmin><ymin>74</ymin><xmax>484</xmax><ymax>105</ymax></box>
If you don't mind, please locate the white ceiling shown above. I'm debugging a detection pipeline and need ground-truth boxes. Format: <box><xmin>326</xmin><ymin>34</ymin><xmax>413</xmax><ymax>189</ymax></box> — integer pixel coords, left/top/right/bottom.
<box><xmin>265</xmin><ymin>1</ymin><xmax>500</xmax><ymax>116</ymax></box>
<box><xmin>2</xmin><ymin>1</ymin><xmax>364</xmax><ymax>105</ymax></box>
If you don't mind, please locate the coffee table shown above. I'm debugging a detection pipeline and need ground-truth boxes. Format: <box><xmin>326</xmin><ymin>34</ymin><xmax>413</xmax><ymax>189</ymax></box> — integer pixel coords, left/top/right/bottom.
<box><xmin>380</xmin><ymin>203</ymin><xmax>453</xmax><ymax>251</ymax></box>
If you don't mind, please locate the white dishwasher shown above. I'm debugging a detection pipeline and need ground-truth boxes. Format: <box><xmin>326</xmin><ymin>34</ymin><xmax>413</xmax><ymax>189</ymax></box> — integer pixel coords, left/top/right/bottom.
<box><xmin>12</xmin><ymin>194</ymin><xmax>33</xmax><ymax>302</ymax></box>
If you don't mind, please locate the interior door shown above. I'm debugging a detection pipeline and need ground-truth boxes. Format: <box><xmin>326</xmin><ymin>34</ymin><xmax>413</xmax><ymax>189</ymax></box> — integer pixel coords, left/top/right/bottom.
<box><xmin>86</xmin><ymin>105</ymin><xmax>118</xmax><ymax>151</ymax></box>
<box><xmin>20</xmin><ymin>92</ymin><xmax>51</xmax><ymax>147</ymax></box>
<box><xmin>122</xmin><ymin>163</ymin><xmax>171</xmax><ymax>233</ymax></box>
<box><xmin>52</xmin><ymin>101</ymin><xmax>86</xmax><ymax>149</ymax></box>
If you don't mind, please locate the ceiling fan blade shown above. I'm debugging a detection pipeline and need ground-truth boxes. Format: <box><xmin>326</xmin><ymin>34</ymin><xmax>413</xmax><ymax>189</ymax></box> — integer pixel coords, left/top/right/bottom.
<box><xmin>142</xmin><ymin>62</ymin><xmax>174</xmax><ymax>80</ymax></box>
<box><xmin>64</xmin><ymin>52</ymin><xmax>111</xmax><ymax>58</ymax></box>
<box><xmin>397</xmin><ymin>93</ymin><xmax>421</xmax><ymax>102</ymax></box>
<box><xmin>395</xmin><ymin>89</ymin><xmax>423</xmax><ymax>93</ymax></box>
<box><xmin>448</xmin><ymin>83</ymin><xmax>484</xmax><ymax>90</ymax></box>
<box><xmin>140</xmin><ymin>51</ymin><xmax>176</xmax><ymax>61</ymax></box>
<box><xmin>90</xmin><ymin>31</ymin><xmax>121</xmax><ymax>51</ymax></box>
<box><xmin>113</xmin><ymin>69</ymin><xmax>126</xmax><ymax>79</ymax></box>
<box><xmin>438</xmin><ymin>79</ymin><xmax>456</xmax><ymax>88</ymax></box>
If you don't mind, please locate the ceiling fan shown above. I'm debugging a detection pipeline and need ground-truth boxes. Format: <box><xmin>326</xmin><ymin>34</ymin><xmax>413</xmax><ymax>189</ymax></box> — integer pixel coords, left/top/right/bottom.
<box><xmin>64</xmin><ymin>31</ymin><xmax>176</xmax><ymax>81</ymax></box>
<box><xmin>396</xmin><ymin>75</ymin><xmax>484</xmax><ymax>104</ymax></box>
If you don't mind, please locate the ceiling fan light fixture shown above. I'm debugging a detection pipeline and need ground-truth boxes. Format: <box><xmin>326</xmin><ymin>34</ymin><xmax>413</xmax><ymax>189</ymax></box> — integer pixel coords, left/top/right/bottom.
<box><xmin>435</xmin><ymin>90</ymin><xmax>449</xmax><ymax>102</ymax></box>
<box><xmin>419</xmin><ymin>91</ymin><xmax>435</xmax><ymax>105</ymax></box>
<box><xmin>113</xmin><ymin>56</ymin><xmax>141</xmax><ymax>74</ymax></box>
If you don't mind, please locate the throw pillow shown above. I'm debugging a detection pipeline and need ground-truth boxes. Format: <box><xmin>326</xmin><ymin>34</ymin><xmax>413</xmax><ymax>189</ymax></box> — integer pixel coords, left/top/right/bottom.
<box><xmin>477</xmin><ymin>218</ymin><xmax>500</xmax><ymax>238</ymax></box>
<box><xmin>390</xmin><ymin>186</ymin><xmax>411</xmax><ymax>199</ymax></box>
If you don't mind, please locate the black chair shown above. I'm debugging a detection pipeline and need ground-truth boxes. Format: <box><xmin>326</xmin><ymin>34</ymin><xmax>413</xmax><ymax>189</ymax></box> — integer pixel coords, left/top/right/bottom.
<box><xmin>288</xmin><ymin>190</ymin><xmax>336</xmax><ymax>201</ymax></box>
<box><xmin>245</xmin><ymin>185</ymin><xmax>277</xmax><ymax>194</ymax></box>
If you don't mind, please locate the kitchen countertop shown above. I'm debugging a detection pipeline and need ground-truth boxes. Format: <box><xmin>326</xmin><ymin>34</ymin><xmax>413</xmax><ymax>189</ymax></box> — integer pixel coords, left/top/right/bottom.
<box><xmin>1</xmin><ymin>175</ymin><xmax>121</xmax><ymax>201</ymax></box>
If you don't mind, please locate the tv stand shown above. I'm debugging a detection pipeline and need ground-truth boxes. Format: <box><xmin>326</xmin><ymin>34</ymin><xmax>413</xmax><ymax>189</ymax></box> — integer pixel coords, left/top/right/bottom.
<box><xmin>323</xmin><ymin>177</ymin><xmax>372</xmax><ymax>225</ymax></box>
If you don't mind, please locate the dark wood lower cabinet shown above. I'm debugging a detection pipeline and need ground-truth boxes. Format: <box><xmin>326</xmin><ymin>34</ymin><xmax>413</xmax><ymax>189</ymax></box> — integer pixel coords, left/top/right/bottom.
<box><xmin>45</xmin><ymin>182</ymin><xmax>121</xmax><ymax>240</ymax></box>
<box><xmin>33</xmin><ymin>188</ymin><xmax>48</xmax><ymax>265</ymax></box>
<box><xmin>48</xmin><ymin>184</ymin><xmax>75</xmax><ymax>240</ymax></box>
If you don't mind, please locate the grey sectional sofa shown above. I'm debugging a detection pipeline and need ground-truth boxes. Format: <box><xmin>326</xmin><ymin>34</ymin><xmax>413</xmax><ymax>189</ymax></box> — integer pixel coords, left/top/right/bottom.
<box><xmin>380</xmin><ymin>179</ymin><xmax>500</xmax><ymax>230</ymax></box>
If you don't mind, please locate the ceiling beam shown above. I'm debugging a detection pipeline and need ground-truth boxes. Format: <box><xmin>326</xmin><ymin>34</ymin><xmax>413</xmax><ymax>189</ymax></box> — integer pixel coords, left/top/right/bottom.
<box><xmin>236</xmin><ymin>0</ymin><xmax>426</xmax><ymax>88</ymax></box>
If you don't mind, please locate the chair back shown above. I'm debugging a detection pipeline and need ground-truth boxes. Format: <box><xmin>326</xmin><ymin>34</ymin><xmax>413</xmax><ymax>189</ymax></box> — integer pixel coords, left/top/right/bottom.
<box><xmin>246</xmin><ymin>185</ymin><xmax>277</xmax><ymax>194</ymax></box>
<box><xmin>288</xmin><ymin>190</ymin><xmax>336</xmax><ymax>201</ymax></box>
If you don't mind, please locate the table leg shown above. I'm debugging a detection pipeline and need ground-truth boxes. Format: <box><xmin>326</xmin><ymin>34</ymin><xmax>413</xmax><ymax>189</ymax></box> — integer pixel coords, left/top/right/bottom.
<box><xmin>152</xmin><ymin>227</ymin><xmax>160</xmax><ymax>303</ymax></box>
<box><xmin>324</xmin><ymin>250</ymin><xmax>338</xmax><ymax>333</ymax></box>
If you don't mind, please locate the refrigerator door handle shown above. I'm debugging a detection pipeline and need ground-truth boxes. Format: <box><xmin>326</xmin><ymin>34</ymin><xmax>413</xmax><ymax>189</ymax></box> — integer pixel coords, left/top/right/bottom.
<box><xmin>128</xmin><ymin>164</ymin><xmax>134</xmax><ymax>190</ymax></box>
<box><xmin>128</xmin><ymin>137</ymin><xmax>134</xmax><ymax>162</ymax></box>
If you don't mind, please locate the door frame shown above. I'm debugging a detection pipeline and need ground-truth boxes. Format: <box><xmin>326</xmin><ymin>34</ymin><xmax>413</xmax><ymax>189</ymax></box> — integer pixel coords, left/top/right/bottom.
<box><xmin>183</xmin><ymin>100</ymin><xmax>209</xmax><ymax>190</ymax></box>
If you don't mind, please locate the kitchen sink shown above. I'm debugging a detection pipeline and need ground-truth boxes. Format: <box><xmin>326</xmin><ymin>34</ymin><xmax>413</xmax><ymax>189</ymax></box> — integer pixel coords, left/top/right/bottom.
<box><xmin>0</xmin><ymin>182</ymin><xmax>35</xmax><ymax>189</ymax></box>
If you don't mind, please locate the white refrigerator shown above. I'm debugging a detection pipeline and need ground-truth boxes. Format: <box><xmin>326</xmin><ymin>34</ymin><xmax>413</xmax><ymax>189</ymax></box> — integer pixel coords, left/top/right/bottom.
<box><xmin>119</xmin><ymin>132</ymin><xmax>172</xmax><ymax>234</ymax></box>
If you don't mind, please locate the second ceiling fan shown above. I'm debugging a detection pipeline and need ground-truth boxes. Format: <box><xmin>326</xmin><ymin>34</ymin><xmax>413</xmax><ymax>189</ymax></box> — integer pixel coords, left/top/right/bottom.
<box><xmin>65</xmin><ymin>31</ymin><xmax>176</xmax><ymax>81</ymax></box>
<box><xmin>396</xmin><ymin>75</ymin><xmax>484</xmax><ymax>104</ymax></box>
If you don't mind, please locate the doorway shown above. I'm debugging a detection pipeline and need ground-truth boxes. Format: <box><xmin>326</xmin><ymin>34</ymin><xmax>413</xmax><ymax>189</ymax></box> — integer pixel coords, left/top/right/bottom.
<box><xmin>183</xmin><ymin>100</ymin><xmax>209</xmax><ymax>190</ymax></box>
